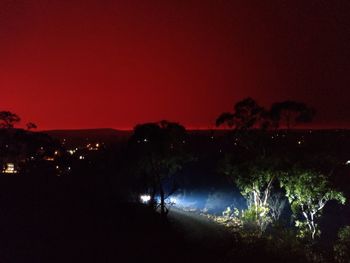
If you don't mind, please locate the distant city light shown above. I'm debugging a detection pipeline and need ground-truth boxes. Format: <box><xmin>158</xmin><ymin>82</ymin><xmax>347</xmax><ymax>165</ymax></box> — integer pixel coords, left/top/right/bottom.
<box><xmin>79</xmin><ymin>155</ymin><xmax>85</xmax><ymax>160</ymax></box>
<box><xmin>140</xmin><ymin>194</ymin><xmax>151</xmax><ymax>203</ymax></box>
<box><xmin>87</xmin><ymin>143</ymin><xmax>100</xmax><ymax>151</ymax></box>
<box><xmin>2</xmin><ymin>163</ymin><xmax>17</xmax><ymax>174</ymax></box>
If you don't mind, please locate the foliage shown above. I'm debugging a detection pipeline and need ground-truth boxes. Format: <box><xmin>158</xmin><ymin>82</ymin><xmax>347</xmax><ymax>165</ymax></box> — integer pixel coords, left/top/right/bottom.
<box><xmin>216</xmin><ymin>97</ymin><xmax>266</xmax><ymax>130</ymax></box>
<box><xmin>220</xmin><ymin>156</ymin><xmax>285</xmax><ymax>232</ymax></box>
<box><xmin>129</xmin><ymin>120</ymin><xmax>191</xmax><ymax>216</ymax></box>
<box><xmin>334</xmin><ymin>226</ymin><xmax>350</xmax><ymax>263</ymax></box>
<box><xmin>204</xmin><ymin>212</ymin><xmax>243</xmax><ymax>230</ymax></box>
<box><xmin>281</xmin><ymin>168</ymin><xmax>346</xmax><ymax>240</ymax></box>
<box><xmin>0</xmin><ymin>111</ymin><xmax>21</xmax><ymax>128</ymax></box>
<box><xmin>216</xmin><ymin>98</ymin><xmax>315</xmax><ymax>131</ymax></box>
<box><xmin>269</xmin><ymin>192</ymin><xmax>287</xmax><ymax>222</ymax></box>
<box><xmin>241</xmin><ymin>205</ymin><xmax>271</xmax><ymax>234</ymax></box>
<box><xmin>270</xmin><ymin>100</ymin><xmax>315</xmax><ymax>129</ymax></box>
<box><xmin>26</xmin><ymin>122</ymin><xmax>37</xmax><ymax>130</ymax></box>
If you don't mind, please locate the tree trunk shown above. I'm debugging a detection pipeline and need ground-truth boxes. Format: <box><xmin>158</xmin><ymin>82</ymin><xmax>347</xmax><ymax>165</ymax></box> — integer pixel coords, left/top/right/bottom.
<box><xmin>157</xmin><ymin>173</ymin><xmax>168</xmax><ymax>219</ymax></box>
<box><xmin>160</xmin><ymin>184</ymin><xmax>166</xmax><ymax>216</ymax></box>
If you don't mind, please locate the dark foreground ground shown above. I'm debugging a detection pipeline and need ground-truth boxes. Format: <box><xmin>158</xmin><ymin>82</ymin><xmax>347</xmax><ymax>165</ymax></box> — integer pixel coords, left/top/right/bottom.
<box><xmin>0</xmin><ymin>177</ymin><xmax>309</xmax><ymax>263</ymax></box>
<box><xmin>0</xmin><ymin>177</ymin><xmax>237</xmax><ymax>263</ymax></box>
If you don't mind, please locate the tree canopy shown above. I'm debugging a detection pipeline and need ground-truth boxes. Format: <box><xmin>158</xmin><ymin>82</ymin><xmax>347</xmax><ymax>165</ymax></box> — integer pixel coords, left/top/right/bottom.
<box><xmin>281</xmin><ymin>168</ymin><xmax>346</xmax><ymax>239</ymax></box>
<box><xmin>129</xmin><ymin>120</ymin><xmax>190</xmax><ymax>217</ymax></box>
<box><xmin>0</xmin><ymin>111</ymin><xmax>21</xmax><ymax>129</ymax></box>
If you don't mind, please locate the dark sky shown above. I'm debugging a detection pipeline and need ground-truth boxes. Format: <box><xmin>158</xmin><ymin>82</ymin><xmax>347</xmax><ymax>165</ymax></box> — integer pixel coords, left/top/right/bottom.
<box><xmin>1</xmin><ymin>0</ymin><xmax>350</xmax><ymax>130</ymax></box>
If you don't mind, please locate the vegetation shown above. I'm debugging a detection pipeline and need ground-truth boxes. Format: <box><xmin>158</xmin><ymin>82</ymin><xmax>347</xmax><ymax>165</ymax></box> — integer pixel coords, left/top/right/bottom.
<box><xmin>0</xmin><ymin>111</ymin><xmax>21</xmax><ymax>128</ymax></box>
<box><xmin>128</xmin><ymin>120</ymin><xmax>190</xmax><ymax>217</ymax></box>
<box><xmin>281</xmin><ymin>168</ymin><xmax>346</xmax><ymax>240</ymax></box>
<box><xmin>270</xmin><ymin>101</ymin><xmax>316</xmax><ymax>130</ymax></box>
<box><xmin>334</xmin><ymin>226</ymin><xmax>350</xmax><ymax>263</ymax></box>
<box><xmin>0</xmin><ymin>103</ymin><xmax>349</xmax><ymax>262</ymax></box>
<box><xmin>220</xmin><ymin>156</ymin><xmax>283</xmax><ymax>232</ymax></box>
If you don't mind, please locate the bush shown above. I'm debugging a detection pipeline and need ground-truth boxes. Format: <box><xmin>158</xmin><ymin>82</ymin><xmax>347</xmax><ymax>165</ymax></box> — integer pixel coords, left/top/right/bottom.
<box><xmin>334</xmin><ymin>226</ymin><xmax>350</xmax><ymax>263</ymax></box>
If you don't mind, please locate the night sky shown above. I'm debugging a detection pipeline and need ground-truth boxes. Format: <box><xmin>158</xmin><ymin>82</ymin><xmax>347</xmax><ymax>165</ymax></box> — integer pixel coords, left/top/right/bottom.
<box><xmin>1</xmin><ymin>0</ymin><xmax>350</xmax><ymax>130</ymax></box>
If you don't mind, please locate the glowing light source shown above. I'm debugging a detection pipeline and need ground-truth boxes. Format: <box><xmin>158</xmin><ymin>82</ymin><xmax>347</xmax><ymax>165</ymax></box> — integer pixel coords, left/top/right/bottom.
<box><xmin>346</xmin><ymin>160</ymin><xmax>350</xmax><ymax>165</ymax></box>
<box><xmin>2</xmin><ymin>163</ymin><xmax>18</xmax><ymax>174</ymax></box>
<box><xmin>140</xmin><ymin>195</ymin><xmax>151</xmax><ymax>203</ymax></box>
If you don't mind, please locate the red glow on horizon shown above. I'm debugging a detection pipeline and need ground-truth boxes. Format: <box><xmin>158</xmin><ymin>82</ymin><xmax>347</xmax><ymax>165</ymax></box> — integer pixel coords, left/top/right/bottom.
<box><xmin>1</xmin><ymin>1</ymin><xmax>349</xmax><ymax>130</ymax></box>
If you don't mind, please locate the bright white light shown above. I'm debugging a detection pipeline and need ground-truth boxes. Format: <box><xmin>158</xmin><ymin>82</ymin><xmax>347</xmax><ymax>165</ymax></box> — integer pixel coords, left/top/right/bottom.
<box><xmin>140</xmin><ymin>195</ymin><xmax>151</xmax><ymax>203</ymax></box>
<box><xmin>169</xmin><ymin>197</ymin><xmax>177</xmax><ymax>204</ymax></box>
<box><xmin>346</xmin><ymin>160</ymin><xmax>350</xmax><ymax>165</ymax></box>
<box><xmin>79</xmin><ymin>155</ymin><xmax>85</xmax><ymax>160</ymax></box>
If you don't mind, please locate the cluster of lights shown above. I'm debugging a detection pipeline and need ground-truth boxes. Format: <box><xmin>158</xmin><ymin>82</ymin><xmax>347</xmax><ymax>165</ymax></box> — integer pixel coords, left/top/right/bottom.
<box><xmin>86</xmin><ymin>143</ymin><xmax>100</xmax><ymax>151</ymax></box>
<box><xmin>2</xmin><ymin>163</ymin><xmax>18</xmax><ymax>174</ymax></box>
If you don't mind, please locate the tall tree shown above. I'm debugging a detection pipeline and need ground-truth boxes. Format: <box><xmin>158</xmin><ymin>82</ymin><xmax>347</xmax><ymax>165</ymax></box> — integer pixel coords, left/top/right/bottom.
<box><xmin>281</xmin><ymin>168</ymin><xmax>345</xmax><ymax>240</ymax></box>
<box><xmin>216</xmin><ymin>98</ymin><xmax>272</xmax><ymax>155</ymax></box>
<box><xmin>219</xmin><ymin>156</ymin><xmax>284</xmax><ymax>232</ymax></box>
<box><xmin>269</xmin><ymin>101</ymin><xmax>315</xmax><ymax>130</ymax></box>
<box><xmin>129</xmin><ymin>120</ymin><xmax>190</xmax><ymax>217</ymax></box>
<box><xmin>0</xmin><ymin>111</ymin><xmax>21</xmax><ymax>129</ymax></box>
<box><xmin>216</xmin><ymin>97</ymin><xmax>266</xmax><ymax>130</ymax></box>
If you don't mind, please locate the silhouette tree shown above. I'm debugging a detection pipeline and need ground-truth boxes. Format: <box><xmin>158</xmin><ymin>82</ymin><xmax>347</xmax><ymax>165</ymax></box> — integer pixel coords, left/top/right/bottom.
<box><xmin>216</xmin><ymin>98</ymin><xmax>272</xmax><ymax>155</ymax></box>
<box><xmin>269</xmin><ymin>101</ymin><xmax>315</xmax><ymax>130</ymax></box>
<box><xmin>0</xmin><ymin>111</ymin><xmax>21</xmax><ymax>129</ymax></box>
<box><xmin>216</xmin><ymin>97</ymin><xmax>266</xmax><ymax>130</ymax></box>
<box><xmin>129</xmin><ymin>120</ymin><xmax>190</xmax><ymax>217</ymax></box>
<box><xmin>26</xmin><ymin>122</ymin><xmax>37</xmax><ymax>130</ymax></box>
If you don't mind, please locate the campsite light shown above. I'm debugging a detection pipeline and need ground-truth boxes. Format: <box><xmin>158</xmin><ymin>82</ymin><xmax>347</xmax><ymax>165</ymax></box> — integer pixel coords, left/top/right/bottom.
<box><xmin>140</xmin><ymin>195</ymin><xmax>151</xmax><ymax>203</ymax></box>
